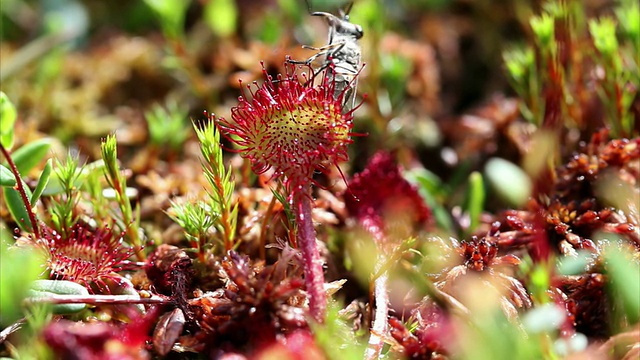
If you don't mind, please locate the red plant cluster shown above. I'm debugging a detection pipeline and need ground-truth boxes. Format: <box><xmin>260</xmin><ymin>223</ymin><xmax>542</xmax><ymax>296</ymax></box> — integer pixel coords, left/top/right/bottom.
<box><xmin>185</xmin><ymin>251</ymin><xmax>308</xmax><ymax>353</ymax></box>
<box><xmin>345</xmin><ymin>151</ymin><xmax>431</xmax><ymax>242</ymax></box>
<box><xmin>543</xmin><ymin>131</ymin><xmax>639</xmax><ymax>248</ymax></box>
<box><xmin>388</xmin><ymin>304</ymin><xmax>451</xmax><ymax>360</ymax></box>
<box><xmin>37</xmin><ymin>223</ymin><xmax>134</xmax><ymax>291</ymax></box>
<box><xmin>438</xmin><ymin>223</ymin><xmax>533</xmax><ymax>318</ymax></box>
<box><xmin>43</xmin><ymin>306</ymin><xmax>160</xmax><ymax>360</ymax></box>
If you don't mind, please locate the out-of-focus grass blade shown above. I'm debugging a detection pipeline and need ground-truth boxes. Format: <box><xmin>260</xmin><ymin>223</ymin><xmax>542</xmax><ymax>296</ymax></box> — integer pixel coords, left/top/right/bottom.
<box><xmin>465</xmin><ymin>171</ymin><xmax>485</xmax><ymax>235</ymax></box>
<box><xmin>30</xmin><ymin>159</ymin><xmax>52</xmax><ymax>205</ymax></box>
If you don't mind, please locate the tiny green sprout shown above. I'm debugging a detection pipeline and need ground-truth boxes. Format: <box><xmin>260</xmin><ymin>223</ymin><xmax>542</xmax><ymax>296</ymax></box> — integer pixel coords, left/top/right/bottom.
<box><xmin>53</xmin><ymin>155</ymin><xmax>83</xmax><ymax>196</ymax></box>
<box><xmin>168</xmin><ymin>201</ymin><xmax>217</xmax><ymax>263</ymax></box>
<box><xmin>49</xmin><ymin>154</ymin><xmax>84</xmax><ymax>236</ymax></box>
<box><xmin>145</xmin><ymin>101</ymin><xmax>190</xmax><ymax>151</ymax></box>
<box><xmin>143</xmin><ymin>0</ymin><xmax>189</xmax><ymax>39</ymax></box>
<box><xmin>530</xmin><ymin>14</ymin><xmax>556</xmax><ymax>50</ymax></box>
<box><xmin>100</xmin><ymin>134</ymin><xmax>145</xmax><ymax>260</ymax></box>
<box><xmin>589</xmin><ymin>18</ymin><xmax>620</xmax><ymax>60</ymax></box>
<box><xmin>503</xmin><ymin>47</ymin><xmax>533</xmax><ymax>86</ymax></box>
<box><xmin>542</xmin><ymin>0</ymin><xmax>570</xmax><ymax>20</ymax></box>
<box><xmin>615</xmin><ymin>1</ymin><xmax>640</xmax><ymax>46</ymax></box>
<box><xmin>194</xmin><ymin>119</ymin><xmax>238</xmax><ymax>252</ymax></box>
<box><xmin>588</xmin><ymin>15</ymin><xmax>636</xmax><ymax>137</ymax></box>
<box><xmin>503</xmin><ymin>46</ymin><xmax>539</xmax><ymax>124</ymax></box>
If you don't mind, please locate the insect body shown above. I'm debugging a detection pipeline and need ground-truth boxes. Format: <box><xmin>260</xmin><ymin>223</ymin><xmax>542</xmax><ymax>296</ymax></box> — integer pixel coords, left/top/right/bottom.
<box><xmin>297</xmin><ymin>4</ymin><xmax>364</xmax><ymax>113</ymax></box>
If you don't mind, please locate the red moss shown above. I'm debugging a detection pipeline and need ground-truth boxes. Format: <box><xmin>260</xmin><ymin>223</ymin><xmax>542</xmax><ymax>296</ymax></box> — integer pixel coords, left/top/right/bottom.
<box><xmin>388</xmin><ymin>312</ymin><xmax>450</xmax><ymax>360</ymax></box>
<box><xmin>188</xmin><ymin>251</ymin><xmax>307</xmax><ymax>353</ymax></box>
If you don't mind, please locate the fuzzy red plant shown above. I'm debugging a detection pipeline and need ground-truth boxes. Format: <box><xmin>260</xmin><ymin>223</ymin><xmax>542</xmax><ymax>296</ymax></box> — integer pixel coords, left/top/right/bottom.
<box><xmin>187</xmin><ymin>251</ymin><xmax>307</xmax><ymax>353</ymax></box>
<box><xmin>217</xmin><ymin>61</ymin><xmax>356</xmax><ymax>194</ymax></box>
<box><xmin>217</xmin><ymin>60</ymin><xmax>360</xmax><ymax>322</ymax></box>
<box><xmin>37</xmin><ymin>223</ymin><xmax>134</xmax><ymax>291</ymax></box>
<box><xmin>344</xmin><ymin>151</ymin><xmax>431</xmax><ymax>359</ymax></box>
<box><xmin>345</xmin><ymin>151</ymin><xmax>431</xmax><ymax>242</ymax></box>
<box><xmin>43</xmin><ymin>306</ymin><xmax>160</xmax><ymax>360</ymax></box>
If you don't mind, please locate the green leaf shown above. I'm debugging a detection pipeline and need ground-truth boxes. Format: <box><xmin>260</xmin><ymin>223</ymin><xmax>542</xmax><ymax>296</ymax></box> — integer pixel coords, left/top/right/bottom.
<box><xmin>27</xmin><ymin>280</ymin><xmax>89</xmax><ymax>314</ymax></box>
<box><xmin>0</xmin><ymin>92</ymin><xmax>17</xmax><ymax>149</ymax></box>
<box><xmin>465</xmin><ymin>171</ymin><xmax>485</xmax><ymax>234</ymax></box>
<box><xmin>3</xmin><ymin>181</ymin><xmax>33</xmax><ymax>232</ymax></box>
<box><xmin>143</xmin><ymin>0</ymin><xmax>190</xmax><ymax>39</ymax></box>
<box><xmin>556</xmin><ymin>250</ymin><xmax>592</xmax><ymax>275</ymax></box>
<box><xmin>484</xmin><ymin>158</ymin><xmax>532</xmax><ymax>208</ymax></box>
<box><xmin>204</xmin><ymin>0</ymin><xmax>238</xmax><ymax>37</ymax></box>
<box><xmin>30</xmin><ymin>159</ymin><xmax>52</xmax><ymax>204</ymax></box>
<box><xmin>0</xmin><ymin>243</ymin><xmax>43</xmax><ymax>326</ymax></box>
<box><xmin>0</xmin><ymin>164</ymin><xmax>17</xmax><ymax>187</ymax></box>
<box><xmin>9</xmin><ymin>138</ymin><xmax>53</xmax><ymax>175</ymax></box>
<box><xmin>311</xmin><ymin>302</ymin><xmax>366</xmax><ymax>360</ymax></box>
<box><xmin>29</xmin><ymin>279</ymin><xmax>89</xmax><ymax>296</ymax></box>
<box><xmin>604</xmin><ymin>243</ymin><xmax>640</xmax><ymax>323</ymax></box>
<box><xmin>405</xmin><ymin>168</ymin><xmax>453</xmax><ymax>232</ymax></box>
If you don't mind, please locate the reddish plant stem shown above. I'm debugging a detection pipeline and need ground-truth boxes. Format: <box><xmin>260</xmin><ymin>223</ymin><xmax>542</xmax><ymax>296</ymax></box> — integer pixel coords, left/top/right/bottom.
<box><xmin>207</xmin><ymin>155</ymin><xmax>234</xmax><ymax>252</ymax></box>
<box><xmin>365</xmin><ymin>270</ymin><xmax>389</xmax><ymax>360</ymax></box>
<box><xmin>293</xmin><ymin>185</ymin><xmax>326</xmax><ymax>322</ymax></box>
<box><xmin>0</xmin><ymin>144</ymin><xmax>40</xmax><ymax>239</ymax></box>
<box><xmin>24</xmin><ymin>294</ymin><xmax>168</xmax><ymax>305</ymax></box>
<box><xmin>259</xmin><ymin>193</ymin><xmax>279</xmax><ymax>260</ymax></box>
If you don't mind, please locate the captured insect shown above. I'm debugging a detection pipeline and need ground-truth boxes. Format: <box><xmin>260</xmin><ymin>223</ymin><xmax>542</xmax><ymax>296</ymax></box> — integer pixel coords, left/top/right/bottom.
<box><xmin>294</xmin><ymin>1</ymin><xmax>364</xmax><ymax>113</ymax></box>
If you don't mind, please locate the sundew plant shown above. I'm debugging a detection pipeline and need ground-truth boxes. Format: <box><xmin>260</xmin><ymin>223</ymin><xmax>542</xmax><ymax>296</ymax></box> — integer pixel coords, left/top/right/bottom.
<box><xmin>0</xmin><ymin>0</ymin><xmax>638</xmax><ymax>359</ymax></box>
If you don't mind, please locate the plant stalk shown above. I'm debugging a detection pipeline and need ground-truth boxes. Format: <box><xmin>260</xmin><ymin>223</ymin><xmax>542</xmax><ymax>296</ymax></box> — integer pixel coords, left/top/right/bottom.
<box><xmin>293</xmin><ymin>185</ymin><xmax>326</xmax><ymax>322</ymax></box>
<box><xmin>365</xmin><ymin>270</ymin><xmax>389</xmax><ymax>360</ymax></box>
<box><xmin>0</xmin><ymin>144</ymin><xmax>40</xmax><ymax>238</ymax></box>
<box><xmin>24</xmin><ymin>294</ymin><xmax>168</xmax><ymax>305</ymax></box>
